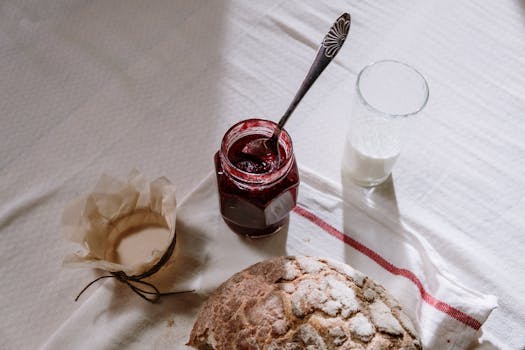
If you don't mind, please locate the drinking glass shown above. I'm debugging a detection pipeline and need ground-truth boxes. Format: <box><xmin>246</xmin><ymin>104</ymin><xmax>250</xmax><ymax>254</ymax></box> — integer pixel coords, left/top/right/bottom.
<box><xmin>342</xmin><ymin>60</ymin><xmax>429</xmax><ymax>187</ymax></box>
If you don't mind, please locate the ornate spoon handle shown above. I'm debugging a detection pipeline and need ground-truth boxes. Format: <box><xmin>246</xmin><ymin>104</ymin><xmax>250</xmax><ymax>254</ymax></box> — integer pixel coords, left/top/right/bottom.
<box><xmin>276</xmin><ymin>13</ymin><xmax>351</xmax><ymax>131</ymax></box>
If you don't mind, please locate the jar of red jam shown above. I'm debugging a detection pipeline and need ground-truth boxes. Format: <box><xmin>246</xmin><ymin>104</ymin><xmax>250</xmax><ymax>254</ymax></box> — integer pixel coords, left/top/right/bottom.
<box><xmin>214</xmin><ymin>119</ymin><xmax>299</xmax><ymax>238</ymax></box>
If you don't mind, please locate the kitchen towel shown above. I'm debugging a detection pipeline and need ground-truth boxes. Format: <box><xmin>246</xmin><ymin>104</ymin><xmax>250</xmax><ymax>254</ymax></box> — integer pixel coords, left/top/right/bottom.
<box><xmin>41</xmin><ymin>167</ymin><xmax>496</xmax><ymax>349</ymax></box>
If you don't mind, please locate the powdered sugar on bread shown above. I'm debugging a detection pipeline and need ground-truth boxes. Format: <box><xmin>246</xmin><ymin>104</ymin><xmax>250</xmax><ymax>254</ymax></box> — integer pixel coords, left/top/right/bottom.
<box><xmin>188</xmin><ymin>256</ymin><xmax>421</xmax><ymax>350</ymax></box>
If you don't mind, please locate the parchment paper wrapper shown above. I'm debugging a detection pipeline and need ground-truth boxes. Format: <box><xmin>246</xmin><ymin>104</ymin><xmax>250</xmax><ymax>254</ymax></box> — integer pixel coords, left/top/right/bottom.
<box><xmin>62</xmin><ymin>170</ymin><xmax>176</xmax><ymax>277</ymax></box>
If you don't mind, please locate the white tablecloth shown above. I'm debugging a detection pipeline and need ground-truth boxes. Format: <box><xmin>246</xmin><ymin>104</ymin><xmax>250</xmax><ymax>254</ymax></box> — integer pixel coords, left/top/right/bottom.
<box><xmin>1</xmin><ymin>1</ymin><xmax>524</xmax><ymax>349</ymax></box>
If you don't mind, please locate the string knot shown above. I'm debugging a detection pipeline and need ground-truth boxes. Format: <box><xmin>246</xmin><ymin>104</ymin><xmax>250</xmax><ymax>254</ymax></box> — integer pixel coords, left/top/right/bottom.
<box><xmin>74</xmin><ymin>272</ymin><xmax>193</xmax><ymax>303</ymax></box>
<box><xmin>74</xmin><ymin>230</ymin><xmax>193</xmax><ymax>303</ymax></box>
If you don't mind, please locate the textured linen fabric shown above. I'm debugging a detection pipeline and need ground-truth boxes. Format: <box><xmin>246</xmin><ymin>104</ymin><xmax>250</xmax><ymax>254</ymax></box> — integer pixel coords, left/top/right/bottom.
<box><xmin>1</xmin><ymin>1</ymin><xmax>524</xmax><ymax>349</ymax></box>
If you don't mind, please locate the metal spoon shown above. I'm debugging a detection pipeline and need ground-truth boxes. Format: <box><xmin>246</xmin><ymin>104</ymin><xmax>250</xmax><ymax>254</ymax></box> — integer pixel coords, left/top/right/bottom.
<box><xmin>242</xmin><ymin>13</ymin><xmax>351</xmax><ymax>164</ymax></box>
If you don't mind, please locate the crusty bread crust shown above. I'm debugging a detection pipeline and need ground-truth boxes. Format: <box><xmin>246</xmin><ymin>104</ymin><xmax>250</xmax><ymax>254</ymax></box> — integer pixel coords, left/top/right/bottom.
<box><xmin>188</xmin><ymin>256</ymin><xmax>421</xmax><ymax>350</ymax></box>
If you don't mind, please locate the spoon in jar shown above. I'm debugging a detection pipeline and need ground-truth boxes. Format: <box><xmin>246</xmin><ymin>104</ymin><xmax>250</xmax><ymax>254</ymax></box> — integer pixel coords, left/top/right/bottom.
<box><xmin>241</xmin><ymin>13</ymin><xmax>351</xmax><ymax>166</ymax></box>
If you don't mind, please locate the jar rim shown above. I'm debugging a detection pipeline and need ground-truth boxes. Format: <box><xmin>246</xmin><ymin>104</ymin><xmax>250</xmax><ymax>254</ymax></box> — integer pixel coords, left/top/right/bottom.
<box><xmin>220</xmin><ymin>118</ymin><xmax>295</xmax><ymax>185</ymax></box>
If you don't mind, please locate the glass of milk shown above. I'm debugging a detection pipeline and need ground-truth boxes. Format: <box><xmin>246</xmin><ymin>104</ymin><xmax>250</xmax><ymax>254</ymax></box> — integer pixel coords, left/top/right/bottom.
<box><xmin>342</xmin><ymin>60</ymin><xmax>429</xmax><ymax>187</ymax></box>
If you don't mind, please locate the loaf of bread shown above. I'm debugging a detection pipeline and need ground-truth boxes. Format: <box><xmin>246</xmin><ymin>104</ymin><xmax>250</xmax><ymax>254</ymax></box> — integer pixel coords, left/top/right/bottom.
<box><xmin>188</xmin><ymin>256</ymin><xmax>421</xmax><ymax>350</ymax></box>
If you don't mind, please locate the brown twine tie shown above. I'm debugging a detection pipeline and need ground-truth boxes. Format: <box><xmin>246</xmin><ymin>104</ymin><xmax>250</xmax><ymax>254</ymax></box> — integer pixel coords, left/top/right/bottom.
<box><xmin>74</xmin><ymin>229</ymin><xmax>194</xmax><ymax>303</ymax></box>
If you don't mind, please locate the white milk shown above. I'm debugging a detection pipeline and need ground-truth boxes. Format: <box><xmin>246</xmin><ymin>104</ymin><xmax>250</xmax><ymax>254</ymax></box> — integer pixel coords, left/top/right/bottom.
<box><xmin>342</xmin><ymin>120</ymin><xmax>401</xmax><ymax>186</ymax></box>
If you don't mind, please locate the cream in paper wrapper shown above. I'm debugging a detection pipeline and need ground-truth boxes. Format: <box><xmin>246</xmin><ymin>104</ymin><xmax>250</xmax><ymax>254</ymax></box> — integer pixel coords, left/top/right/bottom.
<box><xmin>62</xmin><ymin>170</ymin><xmax>176</xmax><ymax>277</ymax></box>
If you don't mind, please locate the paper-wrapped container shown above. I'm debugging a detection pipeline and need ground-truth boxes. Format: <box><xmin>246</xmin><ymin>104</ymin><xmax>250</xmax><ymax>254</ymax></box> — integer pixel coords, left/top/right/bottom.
<box><xmin>62</xmin><ymin>170</ymin><xmax>176</xmax><ymax>278</ymax></box>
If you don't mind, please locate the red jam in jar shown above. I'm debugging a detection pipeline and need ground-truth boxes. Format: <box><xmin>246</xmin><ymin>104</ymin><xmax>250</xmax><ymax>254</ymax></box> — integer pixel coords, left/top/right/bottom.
<box><xmin>214</xmin><ymin>119</ymin><xmax>299</xmax><ymax>238</ymax></box>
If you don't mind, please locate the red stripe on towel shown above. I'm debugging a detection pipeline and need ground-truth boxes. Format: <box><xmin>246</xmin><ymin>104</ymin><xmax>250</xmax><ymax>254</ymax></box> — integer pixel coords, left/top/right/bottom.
<box><xmin>292</xmin><ymin>205</ymin><xmax>482</xmax><ymax>330</ymax></box>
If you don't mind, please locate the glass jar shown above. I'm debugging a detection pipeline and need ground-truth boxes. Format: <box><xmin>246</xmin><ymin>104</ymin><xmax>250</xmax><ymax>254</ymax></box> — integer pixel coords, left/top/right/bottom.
<box><xmin>214</xmin><ymin>119</ymin><xmax>299</xmax><ymax>238</ymax></box>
